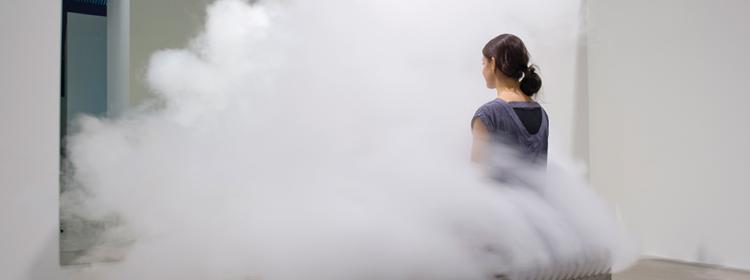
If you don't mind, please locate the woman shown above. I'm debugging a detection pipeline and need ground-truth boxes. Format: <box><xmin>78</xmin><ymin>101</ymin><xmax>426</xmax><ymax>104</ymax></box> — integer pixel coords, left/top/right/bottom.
<box><xmin>471</xmin><ymin>34</ymin><xmax>547</xmax><ymax>167</ymax></box>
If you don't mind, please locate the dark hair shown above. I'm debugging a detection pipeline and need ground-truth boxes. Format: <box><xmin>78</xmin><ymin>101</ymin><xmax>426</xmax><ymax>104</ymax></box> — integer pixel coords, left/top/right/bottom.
<box><xmin>482</xmin><ymin>34</ymin><xmax>542</xmax><ymax>97</ymax></box>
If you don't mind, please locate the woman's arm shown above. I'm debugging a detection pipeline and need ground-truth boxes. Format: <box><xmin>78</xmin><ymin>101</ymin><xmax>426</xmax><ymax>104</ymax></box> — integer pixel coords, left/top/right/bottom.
<box><xmin>471</xmin><ymin>118</ymin><xmax>489</xmax><ymax>163</ymax></box>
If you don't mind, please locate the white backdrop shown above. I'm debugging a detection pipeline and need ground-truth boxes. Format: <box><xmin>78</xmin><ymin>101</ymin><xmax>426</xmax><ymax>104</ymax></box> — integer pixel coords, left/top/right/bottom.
<box><xmin>0</xmin><ymin>0</ymin><xmax>62</xmax><ymax>279</ymax></box>
<box><xmin>589</xmin><ymin>0</ymin><xmax>750</xmax><ymax>270</ymax></box>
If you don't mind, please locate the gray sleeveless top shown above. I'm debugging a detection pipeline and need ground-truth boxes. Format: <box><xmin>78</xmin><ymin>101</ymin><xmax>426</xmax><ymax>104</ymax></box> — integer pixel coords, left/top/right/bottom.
<box><xmin>472</xmin><ymin>99</ymin><xmax>548</xmax><ymax>163</ymax></box>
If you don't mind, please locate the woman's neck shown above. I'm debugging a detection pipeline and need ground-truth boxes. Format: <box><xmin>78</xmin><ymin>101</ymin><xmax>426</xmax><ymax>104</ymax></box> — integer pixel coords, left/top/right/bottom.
<box><xmin>495</xmin><ymin>80</ymin><xmax>530</xmax><ymax>102</ymax></box>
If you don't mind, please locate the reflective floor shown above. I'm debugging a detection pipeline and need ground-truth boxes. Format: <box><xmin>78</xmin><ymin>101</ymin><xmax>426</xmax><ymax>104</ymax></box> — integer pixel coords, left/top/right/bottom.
<box><xmin>615</xmin><ymin>259</ymin><xmax>750</xmax><ymax>280</ymax></box>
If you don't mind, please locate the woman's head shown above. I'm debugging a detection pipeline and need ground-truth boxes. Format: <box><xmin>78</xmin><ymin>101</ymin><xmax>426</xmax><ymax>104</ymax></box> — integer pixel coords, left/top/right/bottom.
<box><xmin>481</xmin><ymin>34</ymin><xmax>542</xmax><ymax>97</ymax></box>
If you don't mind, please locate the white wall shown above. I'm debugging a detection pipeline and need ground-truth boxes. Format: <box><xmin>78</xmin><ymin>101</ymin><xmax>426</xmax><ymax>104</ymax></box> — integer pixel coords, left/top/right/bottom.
<box><xmin>588</xmin><ymin>0</ymin><xmax>750</xmax><ymax>270</ymax></box>
<box><xmin>0</xmin><ymin>0</ymin><xmax>63</xmax><ymax>279</ymax></box>
<box><xmin>541</xmin><ymin>8</ymin><xmax>591</xmax><ymax>168</ymax></box>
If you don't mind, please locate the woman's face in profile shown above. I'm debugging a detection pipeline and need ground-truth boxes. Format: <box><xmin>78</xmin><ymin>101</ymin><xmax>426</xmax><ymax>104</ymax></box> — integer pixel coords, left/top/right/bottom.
<box><xmin>482</xmin><ymin>57</ymin><xmax>496</xmax><ymax>89</ymax></box>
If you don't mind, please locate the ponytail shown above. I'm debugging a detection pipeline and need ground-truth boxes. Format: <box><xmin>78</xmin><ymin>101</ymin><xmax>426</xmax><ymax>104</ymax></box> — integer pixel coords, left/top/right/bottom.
<box><xmin>519</xmin><ymin>65</ymin><xmax>542</xmax><ymax>96</ymax></box>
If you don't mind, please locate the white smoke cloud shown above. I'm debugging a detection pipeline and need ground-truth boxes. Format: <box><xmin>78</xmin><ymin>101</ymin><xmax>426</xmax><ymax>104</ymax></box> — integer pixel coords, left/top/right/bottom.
<box><xmin>63</xmin><ymin>0</ymin><xmax>637</xmax><ymax>279</ymax></box>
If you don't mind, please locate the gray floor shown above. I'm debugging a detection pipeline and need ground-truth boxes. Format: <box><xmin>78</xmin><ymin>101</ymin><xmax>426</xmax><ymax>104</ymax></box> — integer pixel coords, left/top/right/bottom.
<box><xmin>615</xmin><ymin>259</ymin><xmax>750</xmax><ymax>280</ymax></box>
